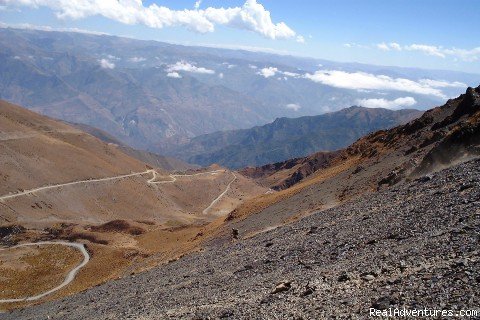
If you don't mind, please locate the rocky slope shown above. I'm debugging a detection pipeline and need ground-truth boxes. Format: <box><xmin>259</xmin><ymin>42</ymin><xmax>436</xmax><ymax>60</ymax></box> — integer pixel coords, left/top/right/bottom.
<box><xmin>1</xmin><ymin>86</ymin><xmax>479</xmax><ymax>318</ymax></box>
<box><xmin>6</xmin><ymin>157</ymin><xmax>479</xmax><ymax>319</ymax></box>
<box><xmin>164</xmin><ymin>107</ymin><xmax>422</xmax><ymax>169</ymax></box>
<box><xmin>222</xmin><ymin>86</ymin><xmax>480</xmax><ymax>240</ymax></box>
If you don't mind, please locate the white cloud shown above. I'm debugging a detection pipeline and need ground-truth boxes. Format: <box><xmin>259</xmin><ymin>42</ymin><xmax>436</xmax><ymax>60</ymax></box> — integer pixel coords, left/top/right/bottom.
<box><xmin>443</xmin><ymin>47</ymin><xmax>480</xmax><ymax>62</ymax></box>
<box><xmin>167</xmin><ymin>61</ymin><xmax>215</xmax><ymax>74</ymax></box>
<box><xmin>256</xmin><ymin>67</ymin><xmax>300</xmax><ymax>79</ymax></box>
<box><xmin>2</xmin><ymin>0</ymin><xmax>298</xmax><ymax>40</ymax></box>
<box><xmin>296</xmin><ymin>35</ymin><xmax>305</xmax><ymax>43</ymax></box>
<box><xmin>418</xmin><ymin>79</ymin><xmax>466</xmax><ymax>88</ymax></box>
<box><xmin>377</xmin><ymin>43</ymin><xmax>390</xmax><ymax>51</ymax></box>
<box><xmin>249</xmin><ymin>64</ymin><xmax>258</xmax><ymax>69</ymax></box>
<box><xmin>222</xmin><ymin>63</ymin><xmax>236</xmax><ymax>69</ymax></box>
<box><xmin>218</xmin><ymin>72</ymin><xmax>224</xmax><ymax>79</ymax></box>
<box><xmin>343</xmin><ymin>43</ymin><xmax>370</xmax><ymax>49</ymax></box>
<box><xmin>356</xmin><ymin>97</ymin><xmax>417</xmax><ymax>110</ymax></box>
<box><xmin>257</xmin><ymin>67</ymin><xmax>278</xmax><ymax>78</ymax></box>
<box><xmin>194</xmin><ymin>0</ymin><xmax>202</xmax><ymax>10</ymax></box>
<box><xmin>303</xmin><ymin>70</ymin><xmax>465</xmax><ymax>99</ymax></box>
<box><xmin>377</xmin><ymin>42</ymin><xmax>401</xmax><ymax>51</ymax></box>
<box><xmin>389</xmin><ymin>42</ymin><xmax>401</xmax><ymax>51</ymax></box>
<box><xmin>99</xmin><ymin>58</ymin><xmax>115</xmax><ymax>69</ymax></box>
<box><xmin>282</xmin><ymin>71</ymin><xmax>300</xmax><ymax>78</ymax></box>
<box><xmin>405</xmin><ymin>44</ymin><xmax>480</xmax><ymax>61</ymax></box>
<box><xmin>167</xmin><ymin>72</ymin><xmax>182</xmax><ymax>78</ymax></box>
<box><xmin>0</xmin><ymin>22</ymin><xmax>108</xmax><ymax>35</ymax></box>
<box><xmin>370</xmin><ymin>41</ymin><xmax>480</xmax><ymax>62</ymax></box>
<box><xmin>129</xmin><ymin>56</ymin><xmax>146</xmax><ymax>63</ymax></box>
<box><xmin>285</xmin><ymin>103</ymin><xmax>301</xmax><ymax>111</ymax></box>
<box><xmin>405</xmin><ymin>44</ymin><xmax>445</xmax><ymax>58</ymax></box>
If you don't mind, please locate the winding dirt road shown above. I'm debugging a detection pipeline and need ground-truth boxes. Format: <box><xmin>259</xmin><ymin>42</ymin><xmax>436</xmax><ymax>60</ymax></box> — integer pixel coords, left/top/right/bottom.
<box><xmin>0</xmin><ymin>169</ymin><xmax>225</xmax><ymax>202</ymax></box>
<box><xmin>202</xmin><ymin>172</ymin><xmax>237</xmax><ymax>215</ymax></box>
<box><xmin>0</xmin><ymin>170</ymin><xmax>238</xmax><ymax>302</ymax></box>
<box><xmin>146</xmin><ymin>169</ymin><xmax>225</xmax><ymax>185</ymax></box>
<box><xmin>0</xmin><ymin>171</ymin><xmax>153</xmax><ymax>202</ymax></box>
<box><xmin>0</xmin><ymin>241</ymin><xmax>89</xmax><ymax>303</ymax></box>
<box><xmin>147</xmin><ymin>169</ymin><xmax>235</xmax><ymax>215</ymax></box>
<box><xmin>0</xmin><ymin>169</ymin><xmax>236</xmax><ymax>215</ymax></box>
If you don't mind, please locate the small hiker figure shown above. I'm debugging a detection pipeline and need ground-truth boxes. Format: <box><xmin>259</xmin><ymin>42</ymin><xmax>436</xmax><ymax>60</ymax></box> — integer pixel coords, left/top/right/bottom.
<box><xmin>232</xmin><ymin>228</ymin><xmax>239</xmax><ymax>240</ymax></box>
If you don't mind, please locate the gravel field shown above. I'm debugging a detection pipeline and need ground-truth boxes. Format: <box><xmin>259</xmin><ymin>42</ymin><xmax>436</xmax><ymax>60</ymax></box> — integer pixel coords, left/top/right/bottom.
<box><xmin>5</xmin><ymin>158</ymin><xmax>480</xmax><ymax>319</ymax></box>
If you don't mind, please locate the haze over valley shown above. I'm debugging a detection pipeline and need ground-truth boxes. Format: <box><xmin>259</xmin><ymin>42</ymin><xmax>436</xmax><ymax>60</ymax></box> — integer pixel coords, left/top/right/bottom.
<box><xmin>1</xmin><ymin>28</ymin><xmax>477</xmax><ymax>163</ymax></box>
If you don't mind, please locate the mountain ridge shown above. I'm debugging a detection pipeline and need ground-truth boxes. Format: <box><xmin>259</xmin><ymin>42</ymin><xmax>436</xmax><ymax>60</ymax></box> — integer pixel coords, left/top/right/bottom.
<box><xmin>161</xmin><ymin>106</ymin><xmax>423</xmax><ymax>169</ymax></box>
<box><xmin>231</xmin><ymin>85</ymin><xmax>480</xmax><ymax>229</ymax></box>
<box><xmin>1</xmin><ymin>27</ymin><xmax>476</xmax><ymax>155</ymax></box>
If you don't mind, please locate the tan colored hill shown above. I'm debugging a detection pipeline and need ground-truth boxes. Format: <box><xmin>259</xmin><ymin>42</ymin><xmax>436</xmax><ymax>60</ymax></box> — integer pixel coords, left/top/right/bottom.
<box><xmin>0</xmin><ymin>99</ymin><xmax>266</xmax><ymax>228</ymax></box>
<box><xmin>0</xmin><ymin>100</ymin><xmax>267</xmax><ymax>310</ymax></box>
<box><xmin>0</xmin><ymin>100</ymin><xmax>147</xmax><ymax>194</ymax></box>
<box><xmin>68</xmin><ymin>122</ymin><xmax>198</xmax><ymax>172</ymax></box>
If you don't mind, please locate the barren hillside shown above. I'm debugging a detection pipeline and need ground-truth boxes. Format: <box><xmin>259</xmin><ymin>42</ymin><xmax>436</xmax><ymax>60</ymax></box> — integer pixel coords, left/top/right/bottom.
<box><xmin>233</xmin><ymin>86</ymin><xmax>480</xmax><ymax>236</ymax></box>
<box><xmin>6</xmin><ymin>154</ymin><xmax>479</xmax><ymax>319</ymax></box>
<box><xmin>0</xmin><ymin>100</ymin><xmax>267</xmax><ymax>310</ymax></box>
<box><xmin>0</xmin><ymin>100</ymin><xmax>265</xmax><ymax>227</ymax></box>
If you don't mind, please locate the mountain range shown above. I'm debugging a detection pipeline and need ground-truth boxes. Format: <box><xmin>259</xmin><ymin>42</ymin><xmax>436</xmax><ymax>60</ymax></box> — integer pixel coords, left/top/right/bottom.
<box><xmin>0</xmin><ymin>27</ymin><xmax>477</xmax><ymax>155</ymax></box>
<box><xmin>163</xmin><ymin>106</ymin><xmax>423</xmax><ymax>168</ymax></box>
<box><xmin>240</xmin><ymin>85</ymin><xmax>480</xmax><ymax>193</ymax></box>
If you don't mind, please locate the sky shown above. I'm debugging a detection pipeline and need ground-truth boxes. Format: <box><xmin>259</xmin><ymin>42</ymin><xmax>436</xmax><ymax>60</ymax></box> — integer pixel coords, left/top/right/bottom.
<box><xmin>1</xmin><ymin>0</ymin><xmax>479</xmax><ymax>73</ymax></box>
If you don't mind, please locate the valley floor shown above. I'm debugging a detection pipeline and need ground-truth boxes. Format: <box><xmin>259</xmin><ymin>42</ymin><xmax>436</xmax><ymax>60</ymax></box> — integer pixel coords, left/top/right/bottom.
<box><xmin>5</xmin><ymin>158</ymin><xmax>479</xmax><ymax>319</ymax></box>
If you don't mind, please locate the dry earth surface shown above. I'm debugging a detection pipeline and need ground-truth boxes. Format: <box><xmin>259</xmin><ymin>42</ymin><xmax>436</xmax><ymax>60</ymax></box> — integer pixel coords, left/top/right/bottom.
<box><xmin>0</xmin><ymin>99</ymin><xmax>267</xmax><ymax>310</ymax></box>
<box><xmin>0</xmin><ymin>244</ymin><xmax>82</xmax><ymax>301</ymax></box>
<box><xmin>3</xmin><ymin>157</ymin><xmax>479</xmax><ymax>319</ymax></box>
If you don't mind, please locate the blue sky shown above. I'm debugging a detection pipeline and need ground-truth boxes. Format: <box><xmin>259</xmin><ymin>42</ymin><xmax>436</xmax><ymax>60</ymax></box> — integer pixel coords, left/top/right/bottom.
<box><xmin>1</xmin><ymin>0</ymin><xmax>479</xmax><ymax>73</ymax></box>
